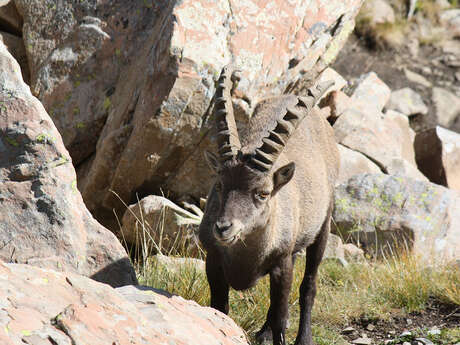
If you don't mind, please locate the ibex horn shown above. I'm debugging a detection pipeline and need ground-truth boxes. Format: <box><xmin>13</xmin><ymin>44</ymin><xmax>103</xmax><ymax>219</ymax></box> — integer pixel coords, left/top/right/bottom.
<box><xmin>250</xmin><ymin>80</ymin><xmax>335</xmax><ymax>172</ymax></box>
<box><xmin>215</xmin><ymin>65</ymin><xmax>241</xmax><ymax>163</ymax></box>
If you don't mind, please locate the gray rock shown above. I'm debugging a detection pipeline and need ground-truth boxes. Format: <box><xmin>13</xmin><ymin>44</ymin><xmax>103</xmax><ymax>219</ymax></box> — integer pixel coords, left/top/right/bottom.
<box><xmin>404</xmin><ymin>68</ymin><xmax>432</xmax><ymax>88</ymax></box>
<box><xmin>121</xmin><ymin>195</ymin><xmax>202</xmax><ymax>254</ymax></box>
<box><xmin>432</xmin><ymin>87</ymin><xmax>460</xmax><ymax>128</ymax></box>
<box><xmin>415</xmin><ymin>338</ymin><xmax>434</xmax><ymax>345</ymax></box>
<box><xmin>351</xmin><ymin>72</ymin><xmax>391</xmax><ymax>112</ymax></box>
<box><xmin>352</xmin><ymin>337</ymin><xmax>372</xmax><ymax>345</ymax></box>
<box><xmin>333</xmin><ymin>174</ymin><xmax>460</xmax><ymax>263</ymax></box>
<box><xmin>386</xmin><ymin>87</ymin><xmax>428</xmax><ymax>116</ymax></box>
<box><xmin>0</xmin><ymin>41</ymin><xmax>136</xmax><ymax>287</ymax></box>
<box><xmin>337</xmin><ymin>144</ymin><xmax>381</xmax><ymax>185</ymax></box>
<box><xmin>415</xmin><ymin>126</ymin><xmax>460</xmax><ymax>192</ymax></box>
<box><xmin>440</xmin><ymin>9</ymin><xmax>460</xmax><ymax>37</ymax></box>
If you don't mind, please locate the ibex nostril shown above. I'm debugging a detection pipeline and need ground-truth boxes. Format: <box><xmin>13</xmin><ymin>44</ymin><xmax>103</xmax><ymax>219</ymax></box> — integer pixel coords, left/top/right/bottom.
<box><xmin>215</xmin><ymin>221</ymin><xmax>232</xmax><ymax>235</ymax></box>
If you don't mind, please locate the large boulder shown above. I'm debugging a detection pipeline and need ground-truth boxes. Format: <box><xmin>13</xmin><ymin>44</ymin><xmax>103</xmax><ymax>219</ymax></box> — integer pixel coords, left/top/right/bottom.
<box><xmin>0</xmin><ymin>262</ymin><xmax>248</xmax><ymax>345</ymax></box>
<box><xmin>14</xmin><ymin>0</ymin><xmax>364</xmax><ymax>229</ymax></box>
<box><xmin>333</xmin><ymin>174</ymin><xmax>460</xmax><ymax>263</ymax></box>
<box><xmin>415</xmin><ymin>126</ymin><xmax>460</xmax><ymax>192</ymax></box>
<box><xmin>0</xmin><ymin>41</ymin><xmax>136</xmax><ymax>287</ymax></box>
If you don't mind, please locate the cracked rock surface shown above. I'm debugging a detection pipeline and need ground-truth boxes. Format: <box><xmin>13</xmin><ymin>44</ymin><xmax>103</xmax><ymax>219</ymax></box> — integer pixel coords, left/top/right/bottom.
<box><xmin>0</xmin><ymin>262</ymin><xmax>248</xmax><ymax>345</ymax></box>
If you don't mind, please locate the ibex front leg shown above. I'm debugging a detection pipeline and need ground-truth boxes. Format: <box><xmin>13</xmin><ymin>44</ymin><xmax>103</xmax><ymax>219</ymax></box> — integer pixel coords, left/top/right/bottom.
<box><xmin>269</xmin><ymin>256</ymin><xmax>293</xmax><ymax>345</ymax></box>
<box><xmin>295</xmin><ymin>207</ymin><xmax>331</xmax><ymax>345</ymax></box>
<box><xmin>206</xmin><ymin>251</ymin><xmax>229</xmax><ymax>314</ymax></box>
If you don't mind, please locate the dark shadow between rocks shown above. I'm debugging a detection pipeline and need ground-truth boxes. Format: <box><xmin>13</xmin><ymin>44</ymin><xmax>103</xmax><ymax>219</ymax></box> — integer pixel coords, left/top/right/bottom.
<box><xmin>91</xmin><ymin>257</ymin><xmax>138</xmax><ymax>288</ymax></box>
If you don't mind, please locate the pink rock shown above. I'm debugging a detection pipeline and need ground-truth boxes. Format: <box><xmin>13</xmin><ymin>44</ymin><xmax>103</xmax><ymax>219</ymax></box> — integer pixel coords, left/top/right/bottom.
<box><xmin>0</xmin><ymin>263</ymin><xmax>249</xmax><ymax>345</ymax></box>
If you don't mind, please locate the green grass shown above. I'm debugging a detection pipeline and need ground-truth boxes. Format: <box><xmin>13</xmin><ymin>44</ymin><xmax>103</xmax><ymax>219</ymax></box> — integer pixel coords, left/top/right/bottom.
<box><xmin>137</xmin><ymin>253</ymin><xmax>460</xmax><ymax>344</ymax></box>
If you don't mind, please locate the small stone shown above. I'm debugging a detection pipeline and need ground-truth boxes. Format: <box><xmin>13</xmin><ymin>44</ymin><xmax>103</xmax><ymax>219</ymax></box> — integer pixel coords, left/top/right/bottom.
<box><xmin>400</xmin><ymin>331</ymin><xmax>412</xmax><ymax>337</ymax></box>
<box><xmin>384</xmin><ymin>340</ymin><xmax>393</xmax><ymax>345</ymax></box>
<box><xmin>352</xmin><ymin>337</ymin><xmax>372</xmax><ymax>345</ymax></box>
<box><xmin>415</xmin><ymin>338</ymin><xmax>434</xmax><ymax>345</ymax></box>
<box><xmin>427</xmin><ymin>327</ymin><xmax>441</xmax><ymax>336</ymax></box>
<box><xmin>403</xmin><ymin>342</ymin><xmax>411</xmax><ymax>345</ymax></box>
<box><xmin>388</xmin><ymin>330</ymin><xmax>396</xmax><ymax>335</ymax></box>
<box><xmin>432</xmin><ymin>87</ymin><xmax>460</xmax><ymax>127</ymax></box>
<box><xmin>406</xmin><ymin>318</ymin><xmax>412</xmax><ymax>325</ymax></box>
<box><xmin>342</xmin><ymin>326</ymin><xmax>356</xmax><ymax>334</ymax></box>
<box><xmin>386</xmin><ymin>87</ymin><xmax>428</xmax><ymax>116</ymax></box>
<box><xmin>404</xmin><ymin>69</ymin><xmax>432</xmax><ymax>88</ymax></box>
<box><xmin>366</xmin><ymin>324</ymin><xmax>375</xmax><ymax>331</ymax></box>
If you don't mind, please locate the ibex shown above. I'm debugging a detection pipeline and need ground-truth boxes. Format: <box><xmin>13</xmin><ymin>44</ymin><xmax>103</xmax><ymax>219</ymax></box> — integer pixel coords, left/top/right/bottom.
<box><xmin>199</xmin><ymin>65</ymin><xmax>339</xmax><ymax>345</ymax></box>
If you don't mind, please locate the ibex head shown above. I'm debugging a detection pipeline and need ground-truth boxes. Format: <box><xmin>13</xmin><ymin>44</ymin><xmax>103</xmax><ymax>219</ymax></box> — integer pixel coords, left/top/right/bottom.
<box><xmin>205</xmin><ymin>65</ymin><xmax>332</xmax><ymax>246</ymax></box>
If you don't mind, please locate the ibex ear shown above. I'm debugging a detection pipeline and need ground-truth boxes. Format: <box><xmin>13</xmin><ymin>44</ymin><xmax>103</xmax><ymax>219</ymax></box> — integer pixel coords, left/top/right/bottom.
<box><xmin>204</xmin><ymin>151</ymin><xmax>220</xmax><ymax>173</ymax></box>
<box><xmin>273</xmin><ymin>162</ymin><xmax>295</xmax><ymax>194</ymax></box>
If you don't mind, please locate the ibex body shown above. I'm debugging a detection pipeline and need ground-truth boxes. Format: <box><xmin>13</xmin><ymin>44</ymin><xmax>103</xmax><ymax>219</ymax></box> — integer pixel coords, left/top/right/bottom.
<box><xmin>199</xmin><ymin>66</ymin><xmax>339</xmax><ymax>345</ymax></box>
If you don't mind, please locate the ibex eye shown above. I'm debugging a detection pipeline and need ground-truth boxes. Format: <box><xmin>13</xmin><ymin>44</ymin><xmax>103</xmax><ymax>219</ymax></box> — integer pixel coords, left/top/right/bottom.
<box><xmin>256</xmin><ymin>191</ymin><xmax>270</xmax><ymax>200</ymax></box>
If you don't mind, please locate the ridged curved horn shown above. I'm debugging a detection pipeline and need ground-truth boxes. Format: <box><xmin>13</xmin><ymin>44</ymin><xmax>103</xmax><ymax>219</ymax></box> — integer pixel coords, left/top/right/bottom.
<box><xmin>250</xmin><ymin>80</ymin><xmax>334</xmax><ymax>173</ymax></box>
<box><xmin>215</xmin><ymin>65</ymin><xmax>241</xmax><ymax>163</ymax></box>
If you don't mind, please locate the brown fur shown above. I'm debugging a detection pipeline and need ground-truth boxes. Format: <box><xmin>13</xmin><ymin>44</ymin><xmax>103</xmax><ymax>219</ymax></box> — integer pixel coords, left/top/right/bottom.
<box><xmin>199</xmin><ymin>93</ymin><xmax>339</xmax><ymax>345</ymax></box>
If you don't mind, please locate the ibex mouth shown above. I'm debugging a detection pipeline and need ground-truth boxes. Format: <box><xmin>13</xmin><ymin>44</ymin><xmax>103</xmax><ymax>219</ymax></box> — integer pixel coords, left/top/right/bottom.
<box><xmin>216</xmin><ymin>231</ymin><xmax>242</xmax><ymax>246</ymax></box>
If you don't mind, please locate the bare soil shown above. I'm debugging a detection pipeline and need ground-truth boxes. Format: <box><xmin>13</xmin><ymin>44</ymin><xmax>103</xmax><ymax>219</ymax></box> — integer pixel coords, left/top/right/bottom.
<box><xmin>341</xmin><ymin>299</ymin><xmax>460</xmax><ymax>344</ymax></box>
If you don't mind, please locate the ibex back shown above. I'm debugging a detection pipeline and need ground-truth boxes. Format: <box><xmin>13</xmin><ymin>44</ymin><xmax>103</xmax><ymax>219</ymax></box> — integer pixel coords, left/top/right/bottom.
<box><xmin>199</xmin><ymin>66</ymin><xmax>340</xmax><ymax>345</ymax></box>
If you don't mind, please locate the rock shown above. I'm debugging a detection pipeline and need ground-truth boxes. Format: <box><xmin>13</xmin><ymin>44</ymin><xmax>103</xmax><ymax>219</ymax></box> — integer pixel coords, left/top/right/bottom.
<box><xmin>427</xmin><ymin>327</ymin><xmax>441</xmax><ymax>336</ymax></box>
<box><xmin>323</xmin><ymin>233</ymin><xmax>348</xmax><ymax>266</ymax></box>
<box><xmin>0</xmin><ymin>41</ymin><xmax>136</xmax><ymax>287</ymax></box>
<box><xmin>432</xmin><ymin>87</ymin><xmax>460</xmax><ymax>128</ymax></box>
<box><xmin>386</xmin><ymin>87</ymin><xmax>428</xmax><ymax>116</ymax></box>
<box><xmin>337</xmin><ymin>144</ymin><xmax>381</xmax><ymax>185</ymax></box>
<box><xmin>440</xmin><ymin>9</ymin><xmax>460</xmax><ymax>38</ymax></box>
<box><xmin>0</xmin><ymin>1</ymin><xmax>22</xmax><ymax>35</ymax></box>
<box><xmin>333</xmin><ymin>106</ymin><xmax>419</xmax><ymax>176</ymax></box>
<box><xmin>359</xmin><ymin>0</ymin><xmax>395</xmax><ymax>25</ymax></box>
<box><xmin>400</xmin><ymin>331</ymin><xmax>412</xmax><ymax>337</ymax></box>
<box><xmin>415</xmin><ymin>338</ymin><xmax>434</xmax><ymax>345</ymax></box>
<box><xmin>435</xmin><ymin>0</ymin><xmax>452</xmax><ymax>10</ymax></box>
<box><xmin>404</xmin><ymin>68</ymin><xmax>432</xmax><ymax>88</ymax></box>
<box><xmin>333</xmin><ymin>174</ymin><xmax>460</xmax><ymax>263</ymax></box>
<box><xmin>366</xmin><ymin>324</ymin><xmax>375</xmax><ymax>331</ymax></box>
<box><xmin>351</xmin><ymin>72</ymin><xmax>391</xmax><ymax>113</ymax></box>
<box><xmin>325</xmin><ymin>90</ymin><xmax>355</xmax><ymax>121</ymax></box>
<box><xmin>0</xmin><ymin>31</ymin><xmax>29</xmax><ymax>83</ymax></box>
<box><xmin>415</xmin><ymin>127</ymin><xmax>460</xmax><ymax>192</ymax></box>
<box><xmin>0</xmin><ymin>262</ymin><xmax>249</xmax><ymax>345</ymax></box>
<box><xmin>314</xmin><ymin>67</ymin><xmax>348</xmax><ymax>102</ymax></box>
<box><xmin>352</xmin><ymin>337</ymin><xmax>372</xmax><ymax>345</ymax></box>
<box><xmin>150</xmin><ymin>254</ymin><xmax>205</xmax><ymax>274</ymax></box>
<box><xmin>386</xmin><ymin>158</ymin><xmax>428</xmax><ymax>182</ymax></box>
<box><xmin>343</xmin><ymin>326</ymin><xmax>356</xmax><ymax>334</ymax></box>
<box><xmin>14</xmin><ymin>0</ymin><xmax>365</xmax><ymax>230</ymax></box>
<box><xmin>121</xmin><ymin>195</ymin><xmax>202</xmax><ymax>254</ymax></box>
<box><xmin>402</xmin><ymin>342</ymin><xmax>411</xmax><ymax>345</ymax></box>
<box><xmin>343</xmin><ymin>243</ymin><xmax>365</xmax><ymax>261</ymax></box>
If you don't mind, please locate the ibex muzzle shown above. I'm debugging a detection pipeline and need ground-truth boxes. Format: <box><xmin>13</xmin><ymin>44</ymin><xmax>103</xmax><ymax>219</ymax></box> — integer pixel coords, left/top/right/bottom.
<box><xmin>199</xmin><ymin>65</ymin><xmax>340</xmax><ymax>345</ymax></box>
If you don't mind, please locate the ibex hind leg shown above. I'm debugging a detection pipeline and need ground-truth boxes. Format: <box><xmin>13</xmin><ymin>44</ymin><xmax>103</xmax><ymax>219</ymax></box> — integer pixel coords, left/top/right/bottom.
<box><xmin>206</xmin><ymin>251</ymin><xmax>230</xmax><ymax>314</ymax></box>
<box><xmin>294</xmin><ymin>205</ymin><xmax>332</xmax><ymax>345</ymax></box>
